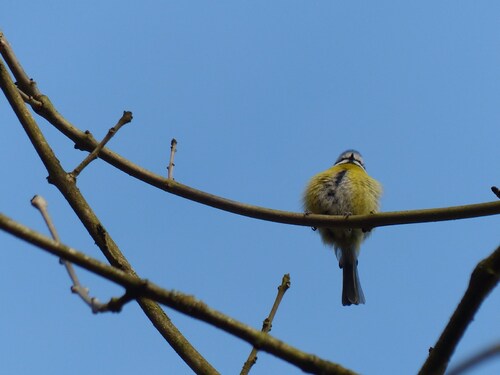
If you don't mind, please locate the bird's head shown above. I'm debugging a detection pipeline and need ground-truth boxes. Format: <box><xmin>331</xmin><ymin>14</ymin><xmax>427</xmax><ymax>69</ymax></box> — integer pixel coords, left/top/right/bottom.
<box><xmin>334</xmin><ymin>150</ymin><xmax>365</xmax><ymax>169</ymax></box>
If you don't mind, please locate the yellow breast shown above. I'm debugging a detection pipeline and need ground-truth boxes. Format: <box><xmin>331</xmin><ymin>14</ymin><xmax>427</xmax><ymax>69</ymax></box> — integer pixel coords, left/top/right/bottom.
<box><xmin>303</xmin><ymin>163</ymin><xmax>382</xmax><ymax>216</ymax></box>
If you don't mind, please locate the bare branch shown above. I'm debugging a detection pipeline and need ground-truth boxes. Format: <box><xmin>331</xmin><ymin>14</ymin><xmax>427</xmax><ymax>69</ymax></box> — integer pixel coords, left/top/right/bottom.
<box><xmin>0</xmin><ymin>31</ymin><xmax>41</xmax><ymax>95</ymax></box>
<box><xmin>447</xmin><ymin>342</ymin><xmax>500</xmax><ymax>375</ymax></box>
<box><xmin>167</xmin><ymin>138</ymin><xmax>177</xmax><ymax>179</ymax></box>
<box><xmin>418</xmin><ymin>245</ymin><xmax>500</xmax><ymax>375</ymax></box>
<box><xmin>29</xmin><ymin>96</ymin><xmax>500</xmax><ymax>229</ymax></box>
<box><xmin>492</xmin><ymin>186</ymin><xmax>500</xmax><ymax>199</ymax></box>
<box><xmin>2</xmin><ymin>35</ymin><xmax>498</xmax><ymax>230</ymax></box>
<box><xmin>17</xmin><ymin>86</ymin><xmax>43</xmax><ymax>108</ymax></box>
<box><xmin>241</xmin><ymin>274</ymin><xmax>291</xmax><ymax>375</ymax></box>
<box><xmin>22</xmin><ymin>100</ymin><xmax>500</xmax><ymax>228</ymax></box>
<box><xmin>30</xmin><ymin>195</ymin><xmax>60</xmax><ymax>241</ymax></box>
<box><xmin>30</xmin><ymin>194</ymin><xmax>132</xmax><ymax>313</ymax></box>
<box><xmin>31</xmin><ymin>195</ymin><xmax>86</xmax><ymax>300</ymax></box>
<box><xmin>0</xmin><ymin>58</ymin><xmax>219</xmax><ymax>375</ymax></box>
<box><xmin>0</xmin><ymin>213</ymin><xmax>355</xmax><ymax>375</ymax></box>
<box><xmin>2</xmin><ymin>29</ymin><xmax>498</xmax><ymax>375</ymax></box>
<box><xmin>71</xmin><ymin>111</ymin><xmax>133</xmax><ymax>178</ymax></box>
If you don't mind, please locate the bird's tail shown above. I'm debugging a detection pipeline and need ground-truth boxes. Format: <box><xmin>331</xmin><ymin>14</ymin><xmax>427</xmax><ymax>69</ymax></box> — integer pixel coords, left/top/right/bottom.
<box><xmin>342</xmin><ymin>261</ymin><xmax>365</xmax><ymax>306</ymax></box>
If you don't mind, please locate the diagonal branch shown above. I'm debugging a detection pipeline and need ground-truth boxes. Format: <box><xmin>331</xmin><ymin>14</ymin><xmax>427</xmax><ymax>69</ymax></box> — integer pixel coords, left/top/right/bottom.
<box><xmin>0</xmin><ymin>31</ymin><xmax>40</xmax><ymax>95</ymax></box>
<box><xmin>241</xmin><ymin>274</ymin><xmax>291</xmax><ymax>375</ymax></box>
<box><xmin>31</xmin><ymin>195</ymin><xmax>93</xmax><ymax>308</ymax></box>
<box><xmin>0</xmin><ymin>212</ymin><xmax>355</xmax><ymax>375</ymax></box>
<box><xmin>418</xmin><ymin>245</ymin><xmax>500</xmax><ymax>375</ymax></box>
<box><xmin>447</xmin><ymin>342</ymin><xmax>500</xmax><ymax>375</ymax></box>
<box><xmin>71</xmin><ymin>111</ymin><xmax>133</xmax><ymax>178</ymax></box>
<box><xmin>0</xmin><ymin>58</ymin><xmax>218</xmax><ymax>375</ymax></box>
<box><xmin>31</xmin><ymin>194</ymin><xmax>132</xmax><ymax>313</ymax></box>
<box><xmin>492</xmin><ymin>186</ymin><xmax>500</xmax><ymax>199</ymax></box>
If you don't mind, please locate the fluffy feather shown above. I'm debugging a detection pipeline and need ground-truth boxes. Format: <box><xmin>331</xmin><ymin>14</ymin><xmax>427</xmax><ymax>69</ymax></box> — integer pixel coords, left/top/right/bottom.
<box><xmin>303</xmin><ymin>150</ymin><xmax>382</xmax><ymax>306</ymax></box>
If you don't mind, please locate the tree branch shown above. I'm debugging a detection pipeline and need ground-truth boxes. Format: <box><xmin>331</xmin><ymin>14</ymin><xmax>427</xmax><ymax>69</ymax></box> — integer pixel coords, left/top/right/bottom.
<box><xmin>31</xmin><ymin>194</ymin><xmax>133</xmax><ymax>313</ymax></box>
<box><xmin>25</xmin><ymin>94</ymin><xmax>500</xmax><ymax>229</ymax></box>
<box><xmin>0</xmin><ymin>58</ymin><xmax>218</xmax><ymax>375</ymax></box>
<box><xmin>0</xmin><ymin>213</ymin><xmax>355</xmax><ymax>375</ymax></box>
<box><xmin>0</xmin><ymin>31</ymin><xmax>40</xmax><ymax>95</ymax></box>
<box><xmin>1</xmin><ymin>33</ymin><xmax>498</xmax><ymax>231</ymax></box>
<box><xmin>71</xmin><ymin>111</ymin><xmax>133</xmax><ymax>178</ymax></box>
<box><xmin>492</xmin><ymin>186</ymin><xmax>500</xmax><ymax>199</ymax></box>
<box><xmin>418</xmin><ymin>245</ymin><xmax>500</xmax><ymax>375</ymax></box>
<box><xmin>447</xmin><ymin>342</ymin><xmax>500</xmax><ymax>375</ymax></box>
<box><xmin>2</xmin><ymin>30</ymin><xmax>499</xmax><ymax>375</ymax></box>
<box><xmin>241</xmin><ymin>273</ymin><xmax>291</xmax><ymax>375</ymax></box>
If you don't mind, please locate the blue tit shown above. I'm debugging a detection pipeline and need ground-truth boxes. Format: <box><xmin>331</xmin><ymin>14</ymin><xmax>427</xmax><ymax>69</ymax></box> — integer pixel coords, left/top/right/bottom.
<box><xmin>303</xmin><ymin>150</ymin><xmax>382</xmax><ymax>306</ymax></box>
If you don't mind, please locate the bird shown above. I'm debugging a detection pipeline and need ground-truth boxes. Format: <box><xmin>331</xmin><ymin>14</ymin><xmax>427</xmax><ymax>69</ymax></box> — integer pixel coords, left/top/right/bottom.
<box><xmin>303</xmin><ymin>150</ymin><xmax>382</xmax><ymax>306</ymax></box>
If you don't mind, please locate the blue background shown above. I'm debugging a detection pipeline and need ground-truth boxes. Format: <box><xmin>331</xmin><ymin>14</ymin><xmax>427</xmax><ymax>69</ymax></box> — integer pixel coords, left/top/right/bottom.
<box><xmin>1</xmin><ymin>2</ymin><xmax>499</xmax><ymax>374</ymax></box>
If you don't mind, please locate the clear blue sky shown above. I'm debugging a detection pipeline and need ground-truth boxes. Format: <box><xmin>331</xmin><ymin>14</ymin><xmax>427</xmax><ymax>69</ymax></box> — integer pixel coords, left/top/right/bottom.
<box><xmin>1</xmin><ymin>2</ymin><xmax>499</xmax><ymax>374</ymax></box>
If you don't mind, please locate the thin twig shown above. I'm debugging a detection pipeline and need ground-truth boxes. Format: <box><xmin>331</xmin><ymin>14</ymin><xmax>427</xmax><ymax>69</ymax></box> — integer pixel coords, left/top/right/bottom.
<box><xmin>241</xmin><ymin>274</ymin><xmax>291</xmax><ymax>375</ymax></box>
<box><xmin>30</xmin><ymin>195</ymin><xmax>118</xmax><ymax>313</ymax></box>
<box><xmin>0</xmin><ymin>31</ymin><xmax>39</xmax><ymax>95</ymax></box>
<box><xmin>31</xmin><ymin>195</ymin><xmax>80</xmax><ymax>283</ymax></box>
<box><xmin>71</xmin><ymin>111</ymin><xmax>133</xmax><ymax>178</ymax></box>
<box><xmin>30</xmin><ymin>195</ymin><xmax>60</xmax><ymax>241</ymax></box>
<box><xmin>0</xmin><ymin>212</ymin><xmax>354</xmax><ymax>375</ymax></box>
<box><xmin>492</xmin><ymin>186</ymin><xmax>500</xmax><ymax>199</ymax></box>
<box><xmin>447</xmin><ymin>342</ymin><xmax>500</xmax><ymax>375</ymax></box>
<box><xmin>93</xmin><ymin>290</ymin><xmax>139</xmax><ymax>313</ymax></box>
<box><xmin>167</xmin><ymin>138</ymin><xmax>177</xmax><ymax>179</ymax></box>
<box><xmin>418</xmin><ymin>246</ymin><xmax>500</xmax><ymax>375</ymax></box>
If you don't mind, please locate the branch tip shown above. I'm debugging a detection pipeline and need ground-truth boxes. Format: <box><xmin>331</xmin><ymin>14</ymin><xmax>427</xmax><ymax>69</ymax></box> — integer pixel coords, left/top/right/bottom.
<box><xmin>121</xmin><ymin>110</ymin><xmax>133</xmax><ymax>124</ymax></box>
<box><xmin>491</xmin><ymin>186</ymin><xmax>500</xmax><ymax>199</ymax></box>
<box><xmin>30</xmin><ymin>194</ymin><xmax>48</xmax><ymax>210</ymax></box>
<box><xmin>281</xmin><ymin>273</ymin><xmax>291</xmax><ymax>290</ymax></box>
<box><xmin>241</xmin><ymin>273</ymin><xmax>291</xmax><ymax>374</ymax></box>
<box><xmin>167</xmin><ymin>138</ymin><xmax>178</xmax><ymax>179</ymax></box>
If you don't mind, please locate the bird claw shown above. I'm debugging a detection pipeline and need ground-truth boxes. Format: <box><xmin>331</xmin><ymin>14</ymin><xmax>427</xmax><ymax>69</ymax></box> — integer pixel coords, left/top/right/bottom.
<box><xmin>362</xmin><ymin>211</ymin><xmax>376</xmax><ymax>232</ymax></box>
<box><xmin>304</xmin><ymin>211</ymin><xmax>317</xmax><ymax>231</ymax></box>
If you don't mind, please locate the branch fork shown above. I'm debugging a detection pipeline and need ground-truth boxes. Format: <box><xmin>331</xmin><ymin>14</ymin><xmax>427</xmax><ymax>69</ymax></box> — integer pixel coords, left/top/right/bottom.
<box><xmin>30</xmin><ymin>195</ymin><xmax>134</xmax><ymax>314</ymax></box>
